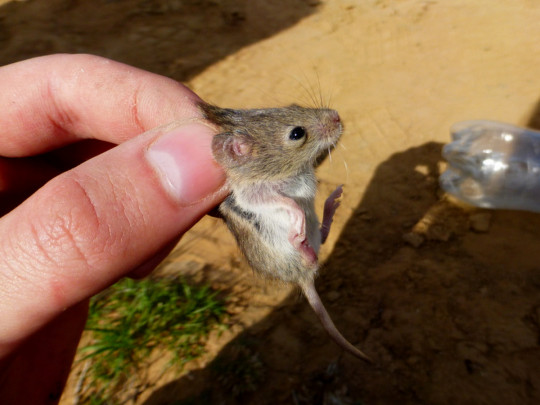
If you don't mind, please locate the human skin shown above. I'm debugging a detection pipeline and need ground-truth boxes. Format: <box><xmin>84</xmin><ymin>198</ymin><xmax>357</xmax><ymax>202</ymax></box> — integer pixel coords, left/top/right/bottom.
<box><xmin>0</xmin><ymin>54</ymin><xmax>227</xmax><ymax>403</ymax></box>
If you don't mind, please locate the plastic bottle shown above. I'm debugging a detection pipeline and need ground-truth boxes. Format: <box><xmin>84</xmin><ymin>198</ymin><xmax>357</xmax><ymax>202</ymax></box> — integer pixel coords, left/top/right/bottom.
<box><xmin>440</xmin><ymin>120</ymin><xmax>540</xmax><ymax>213</ymax></box>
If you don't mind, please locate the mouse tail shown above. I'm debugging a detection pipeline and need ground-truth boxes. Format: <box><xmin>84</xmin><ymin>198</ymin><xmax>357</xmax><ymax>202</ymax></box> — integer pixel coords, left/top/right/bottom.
<box><xmin>301</xmin><ymin>281</ymin><xmax>372</xmax><ymax>363</ymax></box>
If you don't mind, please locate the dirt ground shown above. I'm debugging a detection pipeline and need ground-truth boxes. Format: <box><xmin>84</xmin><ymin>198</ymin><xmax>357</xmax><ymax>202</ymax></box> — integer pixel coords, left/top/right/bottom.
<box><xmin>2</xmin><ymin>0</ymin><xmax>540</xmax><ymax>404</ymax></box>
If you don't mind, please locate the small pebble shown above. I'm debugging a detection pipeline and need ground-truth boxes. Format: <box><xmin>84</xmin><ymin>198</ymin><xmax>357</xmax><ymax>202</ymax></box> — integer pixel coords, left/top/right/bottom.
<box><xmin>403</xmin><ymin>232</ymin><xmax>425</xmax><ymax>248</ymax></box>
<box><xmin>469</xmin><ymin>212</ymin><xmax>491</xmax><ymax>232</ymax></box>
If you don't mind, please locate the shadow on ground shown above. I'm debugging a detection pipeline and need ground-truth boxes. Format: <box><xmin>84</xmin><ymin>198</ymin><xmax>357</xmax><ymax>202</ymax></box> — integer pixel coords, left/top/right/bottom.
<box><xmin>144</xmin><ymin>136</ymin><xmax>540</xmax><ymax>405</ymax></box>
<box><xmin>0</xmin><ymin>0</ymin><xmax>317</xmax><ymax>81</ymax></box>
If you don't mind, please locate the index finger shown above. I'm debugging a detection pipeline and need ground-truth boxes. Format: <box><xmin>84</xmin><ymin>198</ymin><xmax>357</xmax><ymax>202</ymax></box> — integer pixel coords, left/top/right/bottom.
<box><xmin>0</xmin><ymin>54</ymin><xmax>201</xmax><ymax>157</ymax></box>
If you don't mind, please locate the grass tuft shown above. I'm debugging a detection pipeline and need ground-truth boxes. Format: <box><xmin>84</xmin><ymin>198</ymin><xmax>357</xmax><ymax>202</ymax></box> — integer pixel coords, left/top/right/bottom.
<box><xmin>76</xmin><ymin>276</ymin><xmax>227</xmax><ymax>403</ymax></box>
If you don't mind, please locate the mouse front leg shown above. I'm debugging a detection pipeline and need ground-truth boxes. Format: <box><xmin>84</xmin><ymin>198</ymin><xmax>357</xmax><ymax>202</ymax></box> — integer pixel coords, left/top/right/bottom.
<box><xmin>320</xmin><ymin>185</ymin><xmax>343</xmax><ymax>244</ymax></box>
<box><xmin>275</xmin><ymin>194</ymin><xmax>318</xmax><ymax>267</ymax></box>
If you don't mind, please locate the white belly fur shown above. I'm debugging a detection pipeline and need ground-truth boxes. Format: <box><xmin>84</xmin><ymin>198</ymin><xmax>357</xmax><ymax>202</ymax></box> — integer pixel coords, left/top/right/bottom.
<box><xmin>232</xmin><ymin>171</ymin><xmax>321</xmax><ymax>256</ymax></box>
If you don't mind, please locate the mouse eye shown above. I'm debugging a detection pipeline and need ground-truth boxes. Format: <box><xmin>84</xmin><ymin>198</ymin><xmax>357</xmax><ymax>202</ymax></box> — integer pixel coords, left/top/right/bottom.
<box><xmin>289</xmin><ymin>126</ymin><xmax>306</xmax><ymax>141</ymax></box>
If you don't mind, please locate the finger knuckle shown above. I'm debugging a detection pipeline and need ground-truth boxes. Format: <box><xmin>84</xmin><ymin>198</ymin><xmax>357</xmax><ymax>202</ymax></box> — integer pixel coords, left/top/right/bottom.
<box><xmin>31</xmin><ymin>173</ymin><xmax>126</xmax><ymax>270</ymax></box>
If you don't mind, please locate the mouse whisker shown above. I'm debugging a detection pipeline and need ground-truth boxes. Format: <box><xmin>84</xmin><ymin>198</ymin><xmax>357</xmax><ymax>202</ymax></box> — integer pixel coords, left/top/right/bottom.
<box><xmin>324</xmin><ymin>92</ymin><xmax>331</xmax><ymax>109</ymax></box>
<box><xmin>315</xmin><ymin>71</ymin><xmax>324</xmax><ymax>109</ymax></box>
<box><xmin>326</xmin><ymin>85</ymin><xmax>334</xmax><ymax>109</ymax></box>
<box><xmin>286</xmin><ymin>73</ymin><xmax>318</xmax><ymax>108</ymax></box>
<box><xmin>300</xmin><ymin>71</ymin><xmax>320</xmax><ymax>109</ymax></box>
<box><xmin>333</xmin><ymin>143</ymin><xmax>350</xmax><ymax>183</ymax></box>
<box><xmin>343</xmin><ymin>159</ymin><xmax>350</xmax><ymax>183</ymax></box>
<box><xmin>307</xmin><ymin>83</ymin><xmax>319</xmax><ymax>109</ymax></box>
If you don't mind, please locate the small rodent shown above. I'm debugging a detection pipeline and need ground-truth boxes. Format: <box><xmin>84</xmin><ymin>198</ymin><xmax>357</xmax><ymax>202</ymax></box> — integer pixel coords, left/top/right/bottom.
<box><xmin>200</xmin><ymin>101</ymin><xmax>371</xmax><ymax>362</ymax></box>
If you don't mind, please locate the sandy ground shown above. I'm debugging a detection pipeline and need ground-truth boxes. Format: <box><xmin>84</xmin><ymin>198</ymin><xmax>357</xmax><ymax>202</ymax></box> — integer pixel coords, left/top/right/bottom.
<box><xmin>2</xmin><ymin>0</ymin><xmax>540</xmax><ymax>404</ymax></box>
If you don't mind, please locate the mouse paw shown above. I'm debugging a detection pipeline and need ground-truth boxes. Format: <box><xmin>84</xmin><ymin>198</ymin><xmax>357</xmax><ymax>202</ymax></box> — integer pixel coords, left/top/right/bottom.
<box><xmin>282</xmin><ymin>195</ymin><xmax>306</xmax><ymax>242</ymax></box>
<box><xmin>321</xmin><ymin>185</ymin><xmax>343</xmax><ymax>244</ymax></box>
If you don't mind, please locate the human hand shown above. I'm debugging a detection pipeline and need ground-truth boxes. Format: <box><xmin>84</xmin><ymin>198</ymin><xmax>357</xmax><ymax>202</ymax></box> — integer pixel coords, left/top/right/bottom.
<box><xmin>0</xmin><ymin>54</ymin><xmax>226</xmax><ymax>402</ymax></box>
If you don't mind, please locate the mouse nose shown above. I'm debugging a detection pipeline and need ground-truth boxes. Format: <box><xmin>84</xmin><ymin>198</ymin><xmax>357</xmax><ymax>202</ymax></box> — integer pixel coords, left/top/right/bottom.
<box><xmin>327</xmin><ymin>110</ymin><xmax>342</xmax><ymax>132</ymax></box>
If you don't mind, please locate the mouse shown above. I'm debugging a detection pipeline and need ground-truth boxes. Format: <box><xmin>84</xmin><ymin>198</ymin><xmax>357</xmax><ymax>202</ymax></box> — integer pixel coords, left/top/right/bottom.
<box><xmin>200</xmin><ymin>101</ymin><xmax>371</xmax><ymax>362</ymax></box>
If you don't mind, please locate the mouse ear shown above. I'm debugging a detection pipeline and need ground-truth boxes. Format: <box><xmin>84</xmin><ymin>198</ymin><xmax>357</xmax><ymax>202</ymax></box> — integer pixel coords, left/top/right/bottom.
<box><xmin>212</xmin><ymin>133</ymin><xmax>253</xmax><ymax>167</ymax></box>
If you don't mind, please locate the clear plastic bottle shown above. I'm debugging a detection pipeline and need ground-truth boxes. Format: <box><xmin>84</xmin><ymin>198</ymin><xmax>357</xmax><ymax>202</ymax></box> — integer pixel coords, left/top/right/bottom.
<box><xmin>440</xmin><ymin>120</ymin><xmax>540</xmax><ymax>213</ymax></box>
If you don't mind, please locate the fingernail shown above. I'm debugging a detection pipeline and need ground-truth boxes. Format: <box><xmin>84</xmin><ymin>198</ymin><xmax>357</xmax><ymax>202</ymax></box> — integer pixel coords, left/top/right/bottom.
<box><xmin>146</xmin><ymin>123</ymin><xmax>225</xmax><ymax>206</ymax></box>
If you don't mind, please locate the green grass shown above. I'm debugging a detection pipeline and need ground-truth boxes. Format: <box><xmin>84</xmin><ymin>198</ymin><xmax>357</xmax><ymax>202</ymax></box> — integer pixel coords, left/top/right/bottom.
<box><xmin>77</xmin><ymin>276</ymin><xmax>227</xmax><ymax>403</ymax></box>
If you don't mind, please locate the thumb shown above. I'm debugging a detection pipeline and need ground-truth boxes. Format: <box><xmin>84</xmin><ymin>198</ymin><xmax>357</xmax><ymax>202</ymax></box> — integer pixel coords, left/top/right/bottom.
<box><xmin>0</xmin><ymin>121</ymin><xmax>226</xmax><ymax>356</ymax></box>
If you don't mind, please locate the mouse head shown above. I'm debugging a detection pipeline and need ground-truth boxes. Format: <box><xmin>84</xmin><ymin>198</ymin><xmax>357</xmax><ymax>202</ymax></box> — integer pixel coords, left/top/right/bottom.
<box><xmin>200</xmin><ymin>102</ymin><xmax>342</xmax><ymax>183</ymax></box>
